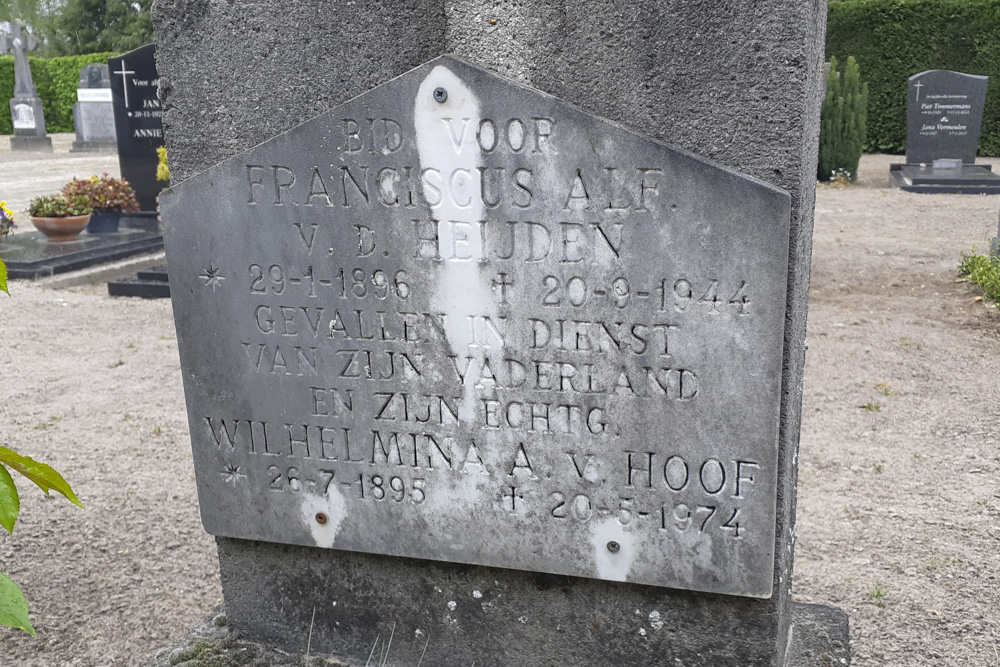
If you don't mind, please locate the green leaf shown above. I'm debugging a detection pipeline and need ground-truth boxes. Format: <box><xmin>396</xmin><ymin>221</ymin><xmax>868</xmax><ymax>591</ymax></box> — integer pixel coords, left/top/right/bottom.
<box><xmin>0</xmin><ymin>571</ymin><xmax>35</xmax><ymax>636</ymax></box>
<box><xmin>0</xmin><ymin>258</ymin><xmax>8</xmax><ymax>296</ymax></box>
<box><xmin>0</xmin><ymin>465</ymin><xmax>20</xmax><ymax>533</ymax></box>
<box><xmin>0</xmin><ymin>447</ymin><xmax>83</xmax><ymax>509</ymax></box>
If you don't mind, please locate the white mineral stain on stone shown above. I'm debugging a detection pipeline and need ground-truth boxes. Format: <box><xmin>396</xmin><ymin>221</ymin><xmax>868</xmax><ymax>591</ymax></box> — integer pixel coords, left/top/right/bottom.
<box><xmin>590</xmin><ymin>517</ymin><xmax>636</xmax><ymax>582</ymax></box>
<box><xmin>299</xmin><ymin>486</ymin><xmax>347</xmax><ymax>549</ymax></box>
<box><xmin>414</xmin><ymin>65</ymin><xmax>497</xmax><ymax>425</ymax></box>
<box><xmin>649</xmin><ymin>610</ymin><xmax>663</xmax><ymax>630</ymax></box>
<box><xmin>447</xmin><ymin>600</ymin><xmax>457</xmax><ymax>611</ymax></box>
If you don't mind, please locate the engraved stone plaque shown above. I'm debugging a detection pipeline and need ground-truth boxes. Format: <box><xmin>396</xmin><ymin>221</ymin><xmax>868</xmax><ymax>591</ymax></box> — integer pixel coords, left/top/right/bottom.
<box><xmin>162</xmin><ymin>56</ymin><xmax>790</xmax><ymax>598</ymax></box>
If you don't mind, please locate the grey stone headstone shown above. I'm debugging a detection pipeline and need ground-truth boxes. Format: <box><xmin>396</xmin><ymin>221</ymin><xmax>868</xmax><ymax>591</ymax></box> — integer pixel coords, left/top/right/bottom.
<box><xmin>154</xmin><ymin>1</ymin><xmax>845</xmax><ymax>664</ymax></box>
<box><xmin>3</xmin><ymin>20</ymin><xmax>51</xmax><ymax>150</ymax></box>
<box><xmin>164</xmin><ymin>55</ymin><xmax>791</xmax><ymax>599</ymax></box>
<box><xmin>72</xmin><ymin>63</ymin><xmax>117</xmax><ymax>152</ymax></box>
<box><xmin>907</xmin><ymin>70</ymin><xmax>989</xmax><ymax>165</ymax></box>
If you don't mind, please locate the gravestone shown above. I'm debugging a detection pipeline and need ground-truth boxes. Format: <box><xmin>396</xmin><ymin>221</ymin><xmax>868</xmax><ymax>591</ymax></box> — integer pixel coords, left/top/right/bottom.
<box><xmin>153</xmin><ymin>3</ymin><xmax>847</xmax><ymax>666</ymax></box>
<box><xmin>891</xmin><ymin>70</ymin><xmax>1000</xmax><ymax>194</ymax></box>
<box><xmin>0</xmin><ymin>21</ymin><xmax>52</xmax><ymax>152</ymax></box>
<box><xmin>109</xmin><ymin>44</ymin><xmax>166</xmax><ymax>211</ymax></box>
<box><xmin>71</xmin><ymin>64</ymin><xmax>118</xmax><ymax>153</ymax></box>
<box><xmin>166</xmin><ymin>56</ymin><xmax>790</xmax><ymax>598</ymax></box>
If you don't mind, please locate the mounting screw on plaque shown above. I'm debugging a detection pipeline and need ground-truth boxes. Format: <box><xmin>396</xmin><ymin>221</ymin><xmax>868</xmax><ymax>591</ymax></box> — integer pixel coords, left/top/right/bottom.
<box><xmin>315</xmin><ymin>512</ymin><xmax>328</xmax><ymax>525</ymax></box>
<box><xmin>607</xmin><ymin>541</ymin><xmax>620</xmax><ymax>553</ymax></box>
<box><xmin>433</xmin><ymin>87</ymin><xmax>448</xmax><ymax>103</ymax></box>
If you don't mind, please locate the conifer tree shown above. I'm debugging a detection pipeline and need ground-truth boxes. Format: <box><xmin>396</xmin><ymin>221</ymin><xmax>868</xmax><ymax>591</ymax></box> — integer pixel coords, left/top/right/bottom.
<box><xmin>818</xmin><ymin>56</ymin><xmax>869</xmax><ymax>181</ymax></box>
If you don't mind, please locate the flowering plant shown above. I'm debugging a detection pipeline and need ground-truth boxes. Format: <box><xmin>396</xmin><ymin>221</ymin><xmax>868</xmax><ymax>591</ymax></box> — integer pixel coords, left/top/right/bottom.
<box><xmin>0</xmin><ymin>201</ymin><xmax>15</xmax><ymax>237</ymax></box>
<box><xmin>61</xmin><ymin>174</ymin><xmax>140</xmax><ymax>213</ymax></box>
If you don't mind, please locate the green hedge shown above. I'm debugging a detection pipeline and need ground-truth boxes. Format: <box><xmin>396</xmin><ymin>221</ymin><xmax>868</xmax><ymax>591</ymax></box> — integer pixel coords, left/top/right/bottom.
<box><xmin>0</xmin><ymin>52</ymin><xmax>118</xmax><ymax>135</ymax></box>
<box><xmin>827</xmin><ymin>0</ymin><xmax>1000</xmax><ymax>155</ymax></box>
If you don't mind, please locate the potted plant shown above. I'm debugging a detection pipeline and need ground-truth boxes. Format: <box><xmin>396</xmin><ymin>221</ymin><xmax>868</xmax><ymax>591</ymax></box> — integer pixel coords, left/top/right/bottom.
<box><xmin>28</xmin><ymin>195</ymin><xmax>93</xmax><ymax>242</ymax></box>
<box><xmin>61</xmin><ymin>174</ymin><xmax>140</xmax><ymax>234</ymax></box>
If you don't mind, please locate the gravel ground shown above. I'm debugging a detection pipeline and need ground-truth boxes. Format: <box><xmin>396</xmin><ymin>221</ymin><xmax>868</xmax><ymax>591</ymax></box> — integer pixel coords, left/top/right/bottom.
<box><xmin>1</xmin><ymin>145</ymin><xmax>999</xmax><ymax>665</ymax></box>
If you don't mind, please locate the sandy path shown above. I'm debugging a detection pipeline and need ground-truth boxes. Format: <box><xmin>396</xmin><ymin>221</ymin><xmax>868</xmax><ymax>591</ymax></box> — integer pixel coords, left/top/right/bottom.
<box><xmin>0</xmin><ymin>150</ymin><xmax>998</xmax><ymax>665</ymax></box>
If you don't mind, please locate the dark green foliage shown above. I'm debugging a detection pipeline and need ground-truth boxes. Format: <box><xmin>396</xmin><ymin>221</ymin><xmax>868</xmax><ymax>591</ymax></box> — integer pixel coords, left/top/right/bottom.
<box><xmin>0</xmin><ymin>52</ymin><xmax>117</xmax><ymax>134</ymax></box>
<box><xmin>819</xmin><ymin>56</ymin><xmax>869</xmax><ymax>180</ymax></box>
<box><xmin>44</xmin><ymin>0</ymin><xmax>152</xmax><ymax>56</ymax></box>
<box><xmin>827</xmin><ymin>0</ymin><xmax>1000</xmax><ymax>155</ymax></box>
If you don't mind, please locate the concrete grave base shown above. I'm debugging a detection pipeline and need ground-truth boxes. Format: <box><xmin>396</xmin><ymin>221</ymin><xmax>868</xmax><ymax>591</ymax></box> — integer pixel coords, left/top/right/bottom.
<box><xmin>155</xmin><ymin>602</ymin><xmax>849</xmax><ymax>667</ymax></box>
<box><xmin>70</xmin><ymin>139</ymin><xmax>118</xmax><ymax>153</ymax></box>
<box><xmin>8</xmin><ymin>134</ymin><xmax>52</xmax><ymax>152</ymax></box>
<box><xmin>174</xmin><ymin>538</ymin><xmax>849</xmax><ymax>667</ymax></box>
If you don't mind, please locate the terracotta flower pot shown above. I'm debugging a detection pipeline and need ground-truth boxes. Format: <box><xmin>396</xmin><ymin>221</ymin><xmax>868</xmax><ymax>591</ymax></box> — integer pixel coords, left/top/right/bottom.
<box><xmin>30</xmin><ymin>214</ymin><xmax>92</xmax><ymax>242</ymax></box>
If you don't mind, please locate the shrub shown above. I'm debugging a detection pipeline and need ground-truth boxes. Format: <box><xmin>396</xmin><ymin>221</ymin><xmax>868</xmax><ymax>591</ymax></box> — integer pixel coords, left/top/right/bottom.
<box><xmin>827</xmin><ymin>0</ymin><xmax>1000</xmax><ymax>155</ymax></box>
<box><xmin>959</xmin><ymin>252</ymin><xmax>1000</xmax><ymax>306</ymax></box>
<box><xmin>0</xmin><ymin>52</ymin><xmax>119</xmax><ymax>135</ymax></box>
<box><xmin>819</xmin><ymin>56</ymin><xmax>869</xmax><ymax>181</ymax></box>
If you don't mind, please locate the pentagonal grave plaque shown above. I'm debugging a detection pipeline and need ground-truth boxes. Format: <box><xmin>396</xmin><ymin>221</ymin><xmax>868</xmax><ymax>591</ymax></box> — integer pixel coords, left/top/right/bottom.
<box><xmin>162</xmin><ymin>55</ymin><xmax>790</xmax><ymax>598</ymax></box>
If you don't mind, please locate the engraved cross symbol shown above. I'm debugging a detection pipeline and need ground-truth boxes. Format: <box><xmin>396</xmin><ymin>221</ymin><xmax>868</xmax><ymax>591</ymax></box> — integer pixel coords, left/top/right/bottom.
<box><xmin>200</xmin><ymin>264</ymin><xmax>225</xmax><ymax>291</ymax></box>
<box><xmin>503</xmin><ymin>485</ymin><xmax>523</xmax><ymax>512</ymax></box>
<box><xmin>492</xmin><ymin>273</ymin><xmax>513</xmax><ymax>305</ymax></box>
<box><xmin>914</xmin><ymin>81</ymin><xmax>924</xmax><ymax>101</ymax></box>
<box><xmin>114</xmin><ymin>60</ymin><xmax>135</xmax><ymax>108</ymax></box>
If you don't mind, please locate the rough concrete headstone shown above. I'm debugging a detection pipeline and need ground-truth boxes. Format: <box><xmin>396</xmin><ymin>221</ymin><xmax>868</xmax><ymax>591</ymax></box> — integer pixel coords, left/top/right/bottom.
<box><xmin>109</xmin><ymin>44</ymin><xmax>166</xmax><ymax>210</ymax></box>
<box><xmin>72</xmin><ymin>64</ymin><xmax>118</xmax><ymax>153</ymax></box>
<box><xmin>1</xmin><ymin>21</ymin><xmax>52</xmax><ymax>152</ymax></box>
<box><xmin>153</xmin><ymin>2</ymin><xmax>845</xmax><ymax>665</ymax></box>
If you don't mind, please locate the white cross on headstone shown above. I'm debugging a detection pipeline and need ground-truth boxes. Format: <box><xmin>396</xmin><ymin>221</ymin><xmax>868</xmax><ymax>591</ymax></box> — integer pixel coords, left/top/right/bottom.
<box><xmin>115</xmin><ymin>60</ymin><xmax>136</xmax><ymax>108</ymax></box>
<box><xmin>914</xmin><ymin>80</ymin><xmax>924</xmax><ymax>101</ymax></box>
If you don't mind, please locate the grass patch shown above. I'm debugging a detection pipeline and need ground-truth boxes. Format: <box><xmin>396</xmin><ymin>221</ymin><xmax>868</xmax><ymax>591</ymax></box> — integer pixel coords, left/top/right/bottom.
<box><xmin>959</xmin><ymin>252</ymin><xmax>1000</xmax><ymax>307</ymax></box>
<box><xmin>865</xmin><ymin>583</ymin><xmax>889</xmax><ymax>607</ymax></box>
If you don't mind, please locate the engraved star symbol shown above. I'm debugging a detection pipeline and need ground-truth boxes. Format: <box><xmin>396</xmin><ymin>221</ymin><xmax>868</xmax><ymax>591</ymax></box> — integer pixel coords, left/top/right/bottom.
<box><xmin>200</xmin><ymin>264</ymin><xmax>225</xmax><ymax>291</ymax></box>
<box><xmin>220</xmin><ymin>463</ymin><xmax>246</xmax><ymax>487</ymax></box>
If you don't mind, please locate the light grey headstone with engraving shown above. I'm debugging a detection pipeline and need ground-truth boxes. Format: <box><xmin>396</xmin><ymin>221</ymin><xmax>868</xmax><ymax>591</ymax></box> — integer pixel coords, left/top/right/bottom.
<box><xmin>163</xmin><ymin>56</ymin><xmax>790</xmax><ymax>599</ymax></box>
<box><xmin>2</xmin><ymin>20</ymin><xmax>51</xmax><ymax>151</ymax></box>
<box><xmin>72</xmin><ymin>63</ymin><xmax>117</xmax><ymax>152</ymax></box>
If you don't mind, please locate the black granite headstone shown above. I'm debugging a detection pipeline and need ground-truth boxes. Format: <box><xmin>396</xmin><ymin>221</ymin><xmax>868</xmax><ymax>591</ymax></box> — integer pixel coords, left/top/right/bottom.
<box><xmin>109</xmin><ymin>44</ymin><xmax>166</xmax><ymax>211</ymax></box>
<box><xmin>891</xmin><ymin>70</ymin><xmax>1000</xmax><ymax>194</ymax></box>
<box><xmin>906</xmin><ymin>70</ymin><xmax>988</xmax><ymax>165</ymax></box>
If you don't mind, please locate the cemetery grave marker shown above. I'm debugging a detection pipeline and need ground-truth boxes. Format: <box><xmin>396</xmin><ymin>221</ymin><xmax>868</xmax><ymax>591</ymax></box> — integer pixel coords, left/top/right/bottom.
<box><xmin>71</xmin><ymin>64</ymin><xmax>118</xmax><ymax>153</ymax></box>
<box><xmin>153</xmin><ymin>1</ymin><xmax>848</xmax><ymax>663</ymax></box>
<box><xmin>1</xmin><ymin>21</ymin><xmax>52</xmax><ymax>152</ymax></box>
<box><xmin>110</xmin><ymin>44</ymin><xmax>166</xmax><ymax>211</ymax></box>
<box><xmin>891</xmin><ymin>70</ymin><xmax>1000</xmax><ymax>194</ymax></box>
<box><xmin>164</xmin><ymin>57</ymin><xmax>791</xmax><ymax>598</ymax></box>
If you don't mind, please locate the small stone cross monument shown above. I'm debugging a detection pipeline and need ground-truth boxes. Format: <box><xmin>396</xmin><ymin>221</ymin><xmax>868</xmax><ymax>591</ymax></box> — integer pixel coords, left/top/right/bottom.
<box><xmin>0</xmin><ymin>20</ymin><xmax>52</xmax><ymax>152</ymax></box>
